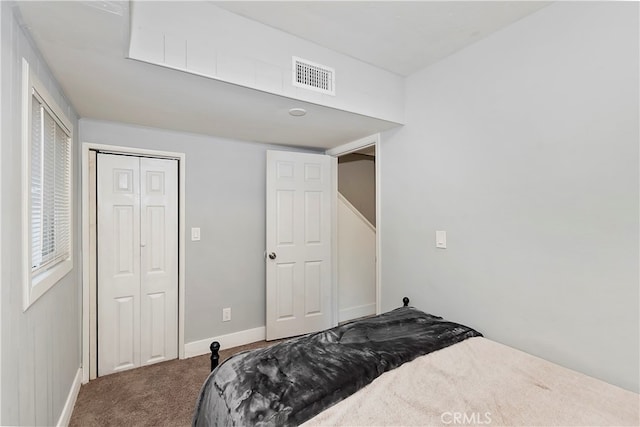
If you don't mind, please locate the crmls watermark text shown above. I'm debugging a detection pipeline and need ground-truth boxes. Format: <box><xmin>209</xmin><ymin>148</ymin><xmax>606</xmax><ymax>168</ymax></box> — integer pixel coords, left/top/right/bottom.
<box><xmin>441</xmin><ymin>411</ymin><xmax>492</xmax><ymax>425</ymax></box>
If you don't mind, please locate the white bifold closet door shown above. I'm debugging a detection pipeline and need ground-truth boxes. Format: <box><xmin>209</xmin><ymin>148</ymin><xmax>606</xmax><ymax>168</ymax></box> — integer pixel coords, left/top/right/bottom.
<box><xmin>97</xmin><ymin>153</ymin><xmax>178</xmax><ymax>376</ymax></box>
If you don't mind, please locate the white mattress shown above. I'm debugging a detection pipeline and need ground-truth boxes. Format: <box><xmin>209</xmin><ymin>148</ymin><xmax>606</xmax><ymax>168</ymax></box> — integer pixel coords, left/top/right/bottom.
<box><xmin>303</xmin><ymin>337</ymin><xmax>640</xmax><ymax>426</ymax></box>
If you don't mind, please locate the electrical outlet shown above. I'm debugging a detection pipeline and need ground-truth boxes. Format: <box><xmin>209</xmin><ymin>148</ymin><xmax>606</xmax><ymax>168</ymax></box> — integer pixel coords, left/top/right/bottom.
<box><xmin>222</xmin><ymin>307</ymin><xmax>231</xmax><ymax>322</ymax></box>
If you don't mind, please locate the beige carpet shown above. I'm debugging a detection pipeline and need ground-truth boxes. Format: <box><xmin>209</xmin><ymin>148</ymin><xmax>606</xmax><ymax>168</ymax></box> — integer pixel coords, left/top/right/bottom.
<box><xmin>70</xmin><ymin>341</ymin><xmax>275</xmax><ymax>427</ymax></box>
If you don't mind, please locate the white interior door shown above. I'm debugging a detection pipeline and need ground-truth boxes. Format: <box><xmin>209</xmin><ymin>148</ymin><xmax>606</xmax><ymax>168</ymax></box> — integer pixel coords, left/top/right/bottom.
<box><xmin>97</xmin><ymin>153</ymin><xmax>178</xmax><ymax>376</ymax></box>
<box><xmin>139</xmin><ymin>157</ymin><xmax>178</xmax><ymax>366</ymax></box>
<box><xmin>97</xmin><ymin>154</ymin><xmax>140</xmax><ymax>375</ymax></box>
<box><xmin>266</xmin><ymin>150</ymin><xmax>335</xmax><ymax>340</ymax></box>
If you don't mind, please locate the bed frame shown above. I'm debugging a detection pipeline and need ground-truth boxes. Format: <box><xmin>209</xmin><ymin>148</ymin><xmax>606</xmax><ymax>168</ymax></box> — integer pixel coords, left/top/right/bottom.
<box><xmin>209</xmin><ymin>297</ymin><xmax>411</xmax><ymax>371</ymax></box>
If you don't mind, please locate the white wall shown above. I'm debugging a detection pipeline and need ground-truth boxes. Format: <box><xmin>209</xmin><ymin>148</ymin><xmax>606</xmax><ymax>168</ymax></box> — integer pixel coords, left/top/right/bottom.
<box><xmin>79</xmin><ymin>119</ymin><xmax>318</xmax><ymax>345</ymax></box>
<box><xmin>381</xmin><ymin>2</ymin><xmax>639</xmax><ymax>392</ymax></box>
<box><xmin>338</xmin><ymin>195</ymin><xmax>376</xmax><ymax>322</ymax></box>
<box><xmin>128</xmin><ymin>2</ymin><xmax>404</xmax><ymax>124</ymax></box>
<box><xmin>1</xmin><ymin>3</ymin><xmax>81</xmax><ymax>425</ymax></box>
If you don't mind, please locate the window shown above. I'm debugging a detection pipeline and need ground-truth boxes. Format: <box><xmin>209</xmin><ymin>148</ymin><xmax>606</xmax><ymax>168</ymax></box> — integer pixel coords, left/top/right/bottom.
<box><xmin>22</xmin><ymin>59</ymin><xmax>73</xmax><ymax>310</ymax></box>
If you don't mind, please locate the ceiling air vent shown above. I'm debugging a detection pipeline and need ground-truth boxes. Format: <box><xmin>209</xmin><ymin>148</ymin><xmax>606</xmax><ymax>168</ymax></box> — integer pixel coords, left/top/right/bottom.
<box><xmin>292</xmin><ymin>57</ymin><xmax>335</xmax><ymax>96</ymax></box>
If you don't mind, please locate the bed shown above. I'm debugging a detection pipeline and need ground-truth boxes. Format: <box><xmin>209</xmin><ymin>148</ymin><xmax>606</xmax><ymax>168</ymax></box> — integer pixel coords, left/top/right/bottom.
<box><xmin>193</xmin><ymin>300</ymin><xmax>639</xmax><ymax>426</ymax></box>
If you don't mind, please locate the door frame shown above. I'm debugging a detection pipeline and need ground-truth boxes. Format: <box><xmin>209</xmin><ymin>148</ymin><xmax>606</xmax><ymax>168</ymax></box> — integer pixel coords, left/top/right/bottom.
<box><xmin>81</xmin><ymin>143</ymin><xmax>186</xmax><ymax>383</ymax></box>
<box><xmin>326</xmin><ymin>133</ymin><xmax>382</xmax><ymax>316</ymax></box>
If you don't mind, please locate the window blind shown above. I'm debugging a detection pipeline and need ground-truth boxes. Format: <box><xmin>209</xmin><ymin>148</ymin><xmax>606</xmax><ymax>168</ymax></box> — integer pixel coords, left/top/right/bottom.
<box><xmin>30</xmin><ymin>92</ymin><xmax>71</xmax><ymax>276</ymax></box>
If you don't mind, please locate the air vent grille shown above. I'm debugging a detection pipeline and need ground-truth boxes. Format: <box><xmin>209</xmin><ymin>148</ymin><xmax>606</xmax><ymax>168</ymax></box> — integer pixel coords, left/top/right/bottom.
<box><xmin>292</xmin><ymin>57</ymin><xmax>335</xmax><ymax>96</ymax></box>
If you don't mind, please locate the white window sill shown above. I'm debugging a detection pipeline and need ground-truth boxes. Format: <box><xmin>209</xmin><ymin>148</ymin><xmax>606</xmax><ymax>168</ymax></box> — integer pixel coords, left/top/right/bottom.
<box><xmin>24</xmin><ymin>258</ymin><xmax>73</xmax><ymax>311</ymax></box>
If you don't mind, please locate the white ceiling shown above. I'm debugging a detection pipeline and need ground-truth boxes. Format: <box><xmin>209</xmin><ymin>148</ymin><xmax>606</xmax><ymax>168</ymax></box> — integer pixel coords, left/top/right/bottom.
<box><xmin>16</xmin><ymin>1</ymin><xmax>549</xmax><ymax>149</ymax></box>
<box><xmin>215</xmin><ymin>1</ymin><xmax>550</xmax><ymax>77</ymax></box>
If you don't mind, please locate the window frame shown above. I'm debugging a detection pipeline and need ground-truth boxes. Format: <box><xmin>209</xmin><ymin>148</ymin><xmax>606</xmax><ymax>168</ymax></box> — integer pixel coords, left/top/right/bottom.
<box><xmin>21</xmin><ymin>58</ymin><xmax>74</xmax><ymax>311</ymax></box>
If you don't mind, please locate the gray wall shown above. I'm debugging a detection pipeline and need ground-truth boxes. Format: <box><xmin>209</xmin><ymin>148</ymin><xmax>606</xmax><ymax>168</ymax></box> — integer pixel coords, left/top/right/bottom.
<box><xmin>1</xmin><ymin>3</ymin><xmax>82</xmax><ymax>425</ymax></box>
<box><xmin>380</xmin><ymin>2</ymin><xmax>639</xmax><ymax>392</ymax></box>
<box><xmin>79</xmin><ymin>119</ymin><xmax>317</xmax><ymax>343</ymax></box>
<box><xmin>338</xmin><ymin>154</ymin><xmax>376</xmax><ymax>224</ymax></box>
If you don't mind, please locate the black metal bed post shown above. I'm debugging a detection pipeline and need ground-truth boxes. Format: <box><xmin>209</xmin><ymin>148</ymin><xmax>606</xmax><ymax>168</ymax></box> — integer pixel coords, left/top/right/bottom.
<box><xmin>403</xmin><ymin>297</ymin><xmax>410</xmax><ymax>307</ymax></box>
<box><xmin>210</xmin><ymin>341</ymin><xmax>220</xmax><ymax>371</ymax></box>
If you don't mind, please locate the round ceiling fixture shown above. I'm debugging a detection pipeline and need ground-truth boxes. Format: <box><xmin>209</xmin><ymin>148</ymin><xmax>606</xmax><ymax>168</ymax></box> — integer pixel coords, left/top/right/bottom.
<box><xmin>288</xmin><ymin>108</ymin><xmax>307</xmax><ymax>117</ymax></box>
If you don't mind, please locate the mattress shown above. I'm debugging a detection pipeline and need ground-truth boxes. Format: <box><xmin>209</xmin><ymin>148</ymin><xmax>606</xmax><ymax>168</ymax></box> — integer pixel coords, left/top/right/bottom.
<box><xmin>303</xmin><ymin>336</ymin><xmax>640</xmax><ymax>426</ymax></box>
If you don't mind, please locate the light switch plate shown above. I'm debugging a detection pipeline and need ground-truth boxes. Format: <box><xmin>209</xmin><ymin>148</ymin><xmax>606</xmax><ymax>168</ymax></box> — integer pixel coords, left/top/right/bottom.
<box><xmin>436</xmin><ymin>230</ymin><xmax>447</xmax><ymax>249</ymax></box>
<box><xmin>191</xmin><ymin>227</ymin><xmax>201</xmax><ymax>241</ymax></box>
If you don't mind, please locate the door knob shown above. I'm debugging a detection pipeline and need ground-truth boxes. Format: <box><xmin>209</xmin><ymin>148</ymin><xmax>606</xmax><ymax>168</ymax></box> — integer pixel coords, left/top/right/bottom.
<box><xmin>268</xmin><ymin>252</ymin><xmax>277</xmax><ymax>260</ymax></box>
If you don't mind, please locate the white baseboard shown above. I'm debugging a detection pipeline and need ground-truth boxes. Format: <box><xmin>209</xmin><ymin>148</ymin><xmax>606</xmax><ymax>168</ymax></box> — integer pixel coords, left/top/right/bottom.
<box><xmin>184</xmin><ymin>326</ymin><xmax>266</xmax><ymax>358</ymax></box>
<box><xmin>56</xmin><ymin>368</ymin><xmax>82</xmax><ymax>427</ymax></box>
<box><xmin>339</xmin><ymin>303</ymin><xmax>376</xmax><ymax>323</ymax></box>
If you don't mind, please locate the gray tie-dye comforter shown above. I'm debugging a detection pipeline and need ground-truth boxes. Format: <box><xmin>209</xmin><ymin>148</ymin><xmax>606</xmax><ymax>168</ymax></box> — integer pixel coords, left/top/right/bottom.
<box><xmin>192</xmin><ymin>307</ymin><xmax>482</xmax><ymax>427</ymax></box>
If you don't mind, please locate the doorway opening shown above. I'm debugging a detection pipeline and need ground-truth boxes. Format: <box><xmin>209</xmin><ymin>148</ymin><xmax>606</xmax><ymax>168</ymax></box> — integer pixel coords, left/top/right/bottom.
<box><xmin>337</xmin><ymin>147</ymin><xmax>377</xmax><ymax>322</ymax></box>
<box><xmin>327</xmin><ymin>134</ymin><xmax>381</xmax><ymax>322</ymax></box>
